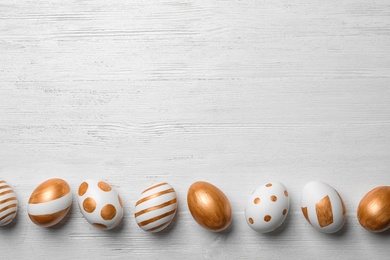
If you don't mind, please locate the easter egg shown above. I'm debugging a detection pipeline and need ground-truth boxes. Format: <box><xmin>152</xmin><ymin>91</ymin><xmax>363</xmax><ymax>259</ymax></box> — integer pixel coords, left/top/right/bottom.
<box><xmin>301</xmin><ymin>181</ymin><xmax>346</xmax><ymax>233</ymax></box>
<box><xmin>357</xmin><ymin>186</ymin><xmax>390</xmax><ymax>232</ymax></box>
<box><xmin>78</xmin><ymin>179</ymin><xmax>124</xmax><ymax>230</ymax></box>
<box><xmin>0</xmin><ymin>179</ymin><xmax>18</xmax><ymax>226</ymax></box>
<box><xmin>28</xmin><ymin>178</ymin><xmax>72</xmax><ymax>227</ymax></box>
<box><xmin>245</xmin><ymin>182</ymin><xmax>289</xmax><ymax>233</ymax></box>
<box><xmin>135</xmin><ymin>182</ymin><xmax>177</xmax><ymax>232</ymax></box>
<box><xmin>187</xmin><ymin>181</ymin><xmax>232</xmax><ymax>232</ymax></box>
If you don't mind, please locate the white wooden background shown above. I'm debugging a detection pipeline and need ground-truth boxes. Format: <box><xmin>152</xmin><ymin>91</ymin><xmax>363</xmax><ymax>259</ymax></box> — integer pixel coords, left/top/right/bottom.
<box><xmin>1</xmin><ymin>0</ymin><xmax>390</xmax><ymax>259</ymax></box>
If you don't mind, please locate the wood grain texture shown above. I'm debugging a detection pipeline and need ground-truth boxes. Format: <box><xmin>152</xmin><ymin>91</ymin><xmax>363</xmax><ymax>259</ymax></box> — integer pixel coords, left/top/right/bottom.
<box><xmin>1</xmin><ymin>0</ymin><xmax>390</xmax><ymax>259</ymax></box>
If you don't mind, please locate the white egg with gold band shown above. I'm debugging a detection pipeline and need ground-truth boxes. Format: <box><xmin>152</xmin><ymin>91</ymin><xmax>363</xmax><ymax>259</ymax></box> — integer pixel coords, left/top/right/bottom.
<box><xmin>0</xmin><ymin>180</ymin><xmax>18</xmax><ymax>226</ymax></box>
<box><xmin>135</xmin><ymin>182</ymin><xmax>177</xmax><ymax>232</ymax></box>
<box><xmin>27</xmin><ymin>178</ymin><xmax>72</xmax><ymax>227</ymax></box>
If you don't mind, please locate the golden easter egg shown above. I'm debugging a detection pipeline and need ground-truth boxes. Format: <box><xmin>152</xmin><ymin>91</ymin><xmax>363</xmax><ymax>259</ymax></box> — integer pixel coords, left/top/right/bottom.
<box><xmin>187</xmin><ymin>181</ymin><xmax>232</xmax><ymax>232</ymax></box>
<box><xmin>27</xmin><ymin>178</ymin><xmax>72</xmax><ymax>227</ymax></box>
<box><xmin>357</xmin><ymin>186</ymin><xmax>390</xmax><ymax>232</ymax></box>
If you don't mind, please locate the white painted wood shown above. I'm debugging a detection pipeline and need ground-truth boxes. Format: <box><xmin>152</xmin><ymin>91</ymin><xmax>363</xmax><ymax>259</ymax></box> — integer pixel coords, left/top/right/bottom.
<box><xmin>1</xmin><ymin>0</ymin><xmax>390</xmax><ymax>259</ymax></box>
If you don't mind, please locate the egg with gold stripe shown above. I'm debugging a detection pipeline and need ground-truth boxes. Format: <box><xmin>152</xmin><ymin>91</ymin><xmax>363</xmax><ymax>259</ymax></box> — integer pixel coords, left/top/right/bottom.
<box><xmin>301</xmin><ymin>181</ymin><xmax>346</xmax><ymax>233</ymax></box>
<box><xmin>0</xmin><ymin>179</ymin><xmax>18</xmax><ymax>226</ymax></box>
<box><xmin>78</xmin><ymin>179</ymin><xmax>124</xmax><ymax>230</ymax></box>
<box><xmin>27</xmin><ymin>178</ymin><xmax>72</xmax><ymax>227</ymax></box>
<box><xmin>135</xmin><ymin>182</ymin><xmax>177</xmax><ymax>232</ymax></box>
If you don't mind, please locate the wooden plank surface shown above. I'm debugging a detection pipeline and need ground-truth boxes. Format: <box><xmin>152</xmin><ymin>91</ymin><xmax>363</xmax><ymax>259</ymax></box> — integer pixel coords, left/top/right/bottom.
<box><xmin>1</xmin><ymin>0</ymin><xmax>390</xmax><ymax>259</ymax></box>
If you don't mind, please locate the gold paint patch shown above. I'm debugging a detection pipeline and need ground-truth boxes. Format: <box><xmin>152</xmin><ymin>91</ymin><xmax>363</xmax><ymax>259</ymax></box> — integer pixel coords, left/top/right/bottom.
<box><xmin>146</xmin><ymin>221</ymin><xmax>170</xmax><ymax>232</ymax></box>
<box><xmin>0</xmin><ymin>190</ymin><xmax>13</xmax><ymax>197</ymax></box>
<box><xmin>0</xmin><ymin>211</ymin><xmax>17</xmax><ymax>221</ymax></box>
<box><xmin>78</xmin><ymin>182</ymin><xmax>88</xmax><ymax>196</ymax></box>
<box><xmin>264</xmin><ymin>215</ymin><xmax>271</xmax><ymax>222</ymax></box>
<box><xmin>284</xmin><ymin>190</ymin><xmax>288</xmax><ymax>197</ymax></box>
<box><xmin>248</xmin><ymin>217</ymin><xmax>254</xmax><ymax>224</ymax></box>
<box><xmin>0</xmin><ymin>197</ymin><xmax>17</xmax><ymax>205</ymax></box>
<box><xmin>254</xmin><ymin>198</ymin><xmax>260</xmax><ymax>204</ymax></box>
<box><xmin>271</xmin><ymin>195</ymin><xmax>277</xmax><ymax>202</ymax></box>
<box><xmin>136</xmin><ymin>188</ymin><xmax>175</xmax><ymax>206</ymax></box>
<box><xmin>28</xmin><ymin>206</ymin><xmax>71</xmax><ymax>227</ymax></box>
<box><xmin>93</xmin><ymin>223</ymin><xmax>107</xmax><ymax>230</ymax></box>
<box><xmin>142</xmin><ymin>182</ymin><xmax>167</xmax><ymax>194</ymax></box>
<box><xmin>138</xmin><ymin>209</ymin><xmax>176</xmax><ymax>227</ymax></box>
<box><xmin>282</xmin><ymin>209</ymin><xmax>287</xmax><ymax>215</ymax></box>
<box><xmin>101</xmin><ymin>204</ymin><xmax>116</xmax><ymax>220</ymax></box>
<box><xmin>302</xmin><ymin>207</ymin><xmax>310</xmax><ymax>223</ymax></box>
<box><xmin>135</xmin><ymin>198</ymin><xmax>177</xmax><ymax>218</ymax></box>
<box><xmin>118</xmin><ymin>195</ymin><xmax>123</xmax><ymax>208</ymax></box>
<box><xmin>336</xmin><ymin>191</ymin><xmax>346</xmax><ymax>215</ymax></box>
<box><xmin>28</xmin><ymin>179</ymin><xmax>70</xmax><ymax>204</ymax></box>
<box><xmin>83</xmin><ymin>197</ymin><xmax>96</xmax><ymax>213</ymax></box>
<box><xmin>316</xmin><ymin>195</ymin><xmax>334</xmax><ymax>227</ymax></box>
<box><xmin>98</xmin><ymin>182</ymin><xmax>112</xmax><ymax>192</ymax></box>
<box><xmin>265</xmin><ymin>183</ymin><xmax>272</xmax><ymax>187</ymax></box>
<box><xmin>0</xmin><ymin>203</ymin><xmax>17</xmax><ymax>213</ymax></box>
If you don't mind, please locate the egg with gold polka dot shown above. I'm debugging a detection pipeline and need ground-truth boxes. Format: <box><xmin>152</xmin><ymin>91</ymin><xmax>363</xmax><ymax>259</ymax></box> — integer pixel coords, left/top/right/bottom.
<box><xmin>78</xmin><ymin>179</ymin><xmax>124</xmax><ymax>230</ymax></box>
<box><xmin>245</xmin><ymin>182</ymin><xmax>290</xmax><ymax>233</ymax></box>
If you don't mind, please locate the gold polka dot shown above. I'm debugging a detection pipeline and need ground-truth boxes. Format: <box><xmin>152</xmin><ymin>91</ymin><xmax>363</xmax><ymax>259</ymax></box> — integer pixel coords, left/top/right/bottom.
<box><xmin>284</xmin><ymin>190</ymin><xmax>288</xmax><ymax>197</ymax></box>
<box><xmin>98</xmin><ymin>181</ymin><xmax>112</xmax><ymax>192</ymax></box>
<box><xmin>283</xmin><ymin>209</ymin><xmax>287</xmax><ymax>215</ymax></box>
<box><xmin>93</xmin><ymin>223</ymin><xmax>107</xmax><ymax>230</ymax></box>
<box><xmin>83</xmin><ymin>197</ymin><xmax>96</xmax><ymax>213</ymax></box>
<box><xmin>118</xmin><ymin>195</ymin><xmax>123</xmax><ymax>208</ymax></box>
<box><xmin>266</xmin><ymin>183</ymin><xmax>272</xmax><ymax>187</ymax></box>
<box><xmin>78</xmin><ymin>182</ymin><xmax>88</xmax><ymax>196</ymax></box>
<box><xmin>101</xmin><ymin>204</ymin><xmax>116</xmax><ymax>220</ymax></box>
<box><xmin>271</xmin><ymin>195</ymin><xmax>277</xmax><ymax>202</ymax></box>
<box><xmin>264</xmin><ymin>215</ymin><xmax>272</xmax><ymax>222</ymax></box>
<box><xmin>249</xmin><ymin>218</ymin><xmax>254</xmax><ymax>224</ymax></box>
<box><xmin>254</xmin><ymin>197</ymin><xmax>260</xmax><ymax>204</ymax></box>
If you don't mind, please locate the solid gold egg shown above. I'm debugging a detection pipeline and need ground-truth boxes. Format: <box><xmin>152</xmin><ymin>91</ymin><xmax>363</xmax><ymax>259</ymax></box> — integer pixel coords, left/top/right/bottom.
<box><xmin>187</xmin><ymin>181</ymin><xmax>232</xmax><ymax>232</ymax></box>
<box><xmin>357</xmin><ymin>186</ymin><xmax>390</xmax><ymax>232</ymax></box>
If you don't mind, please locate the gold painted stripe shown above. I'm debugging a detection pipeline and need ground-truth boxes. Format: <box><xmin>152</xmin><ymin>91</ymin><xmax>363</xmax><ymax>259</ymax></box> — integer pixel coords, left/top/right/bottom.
<box><xmin>138</xmin><ymin>209</ymin><xmax>176</xmax><ymax>227</ymax></box>
<box><xmin>0</xmin><ymin>190</ymin><xmax>13</xmax><ymax>197</ymax></box>
<box><xmin>135</xmin><ymin>198</ymin><xmax>177</xmax><ymax>218</ymax></box>
<box><xmin>142</xmin><ymin>182</ymin><xmax>168</xmax><ymax>194</ymax></box>
<box><xmin>136</xmin><ymin>188</ymin><xmax>175</xmax><ymax>206</ymax></box>
<box><xmin>28</xmin><ymin>205</ymin><xmax>71</xmax><ymax>227</ymax></box>
<box><xmin>2</xmin><ymin>218</ymin><xmax>13</xmax><ymax>226</ymax></box>
<box><xmin>0</xmin><ymin>185</ymin><xmax>11</xmax><ymax>190</ymax></box>
<box><xmin>0</xmin><ymin>203</ymin><xmax>17</xmax><ymax>213</ymax></box>
<box><xmin>0</xmin><ymin>211</ymin><xmax>16</xmax><ymax>221</ymax></box>
<box><xmin>28</xmin><ymin>179</ymin><xmax>70</xmax><ymax>204</ymax></box>
<box><xmin>146</xmin><ymin>221</ymin><xmax>170</xmax><ymax>232</ymax></box>
<box><xmin>0</xmin><ymin>197</ymin><xmax>17</xmax><ymax>205</ymax></box>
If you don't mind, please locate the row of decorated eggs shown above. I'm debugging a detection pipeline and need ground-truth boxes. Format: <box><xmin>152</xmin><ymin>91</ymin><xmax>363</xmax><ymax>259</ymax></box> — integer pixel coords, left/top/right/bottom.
<box><xmin>1</xmin><ymin>178</ymin><xmax>389</xmax><ymax>234</ymax></box>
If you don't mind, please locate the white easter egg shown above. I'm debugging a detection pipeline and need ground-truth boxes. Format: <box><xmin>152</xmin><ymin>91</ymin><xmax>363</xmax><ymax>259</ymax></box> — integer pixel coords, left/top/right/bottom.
<box><xmin>135</xmin><ymin>182</ymin><xmax>177</xmax><ymax>232</ymax></box>
<box><xmin>28</xmin><ymin>178</ymin><xmax>72</xmax><ymax>227</ymax></box>
<box><xmin>78</xmin><ymin>179</ymin><xmax>124</xmax><ymax>230</ymax></box>
<box><xmin>301</xmin><ymin>181</ymin><xmax>346</xmax><ymax>233</ymax></box>
<box><xmin>0</xmin><ymin>179</ymin><xmax>18</xmax><ymax>226</ymax></box>
<box><xmin>245</xmin><ymin>182</ymin><xmax>290</xmax><ymax>233</ymax></box>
